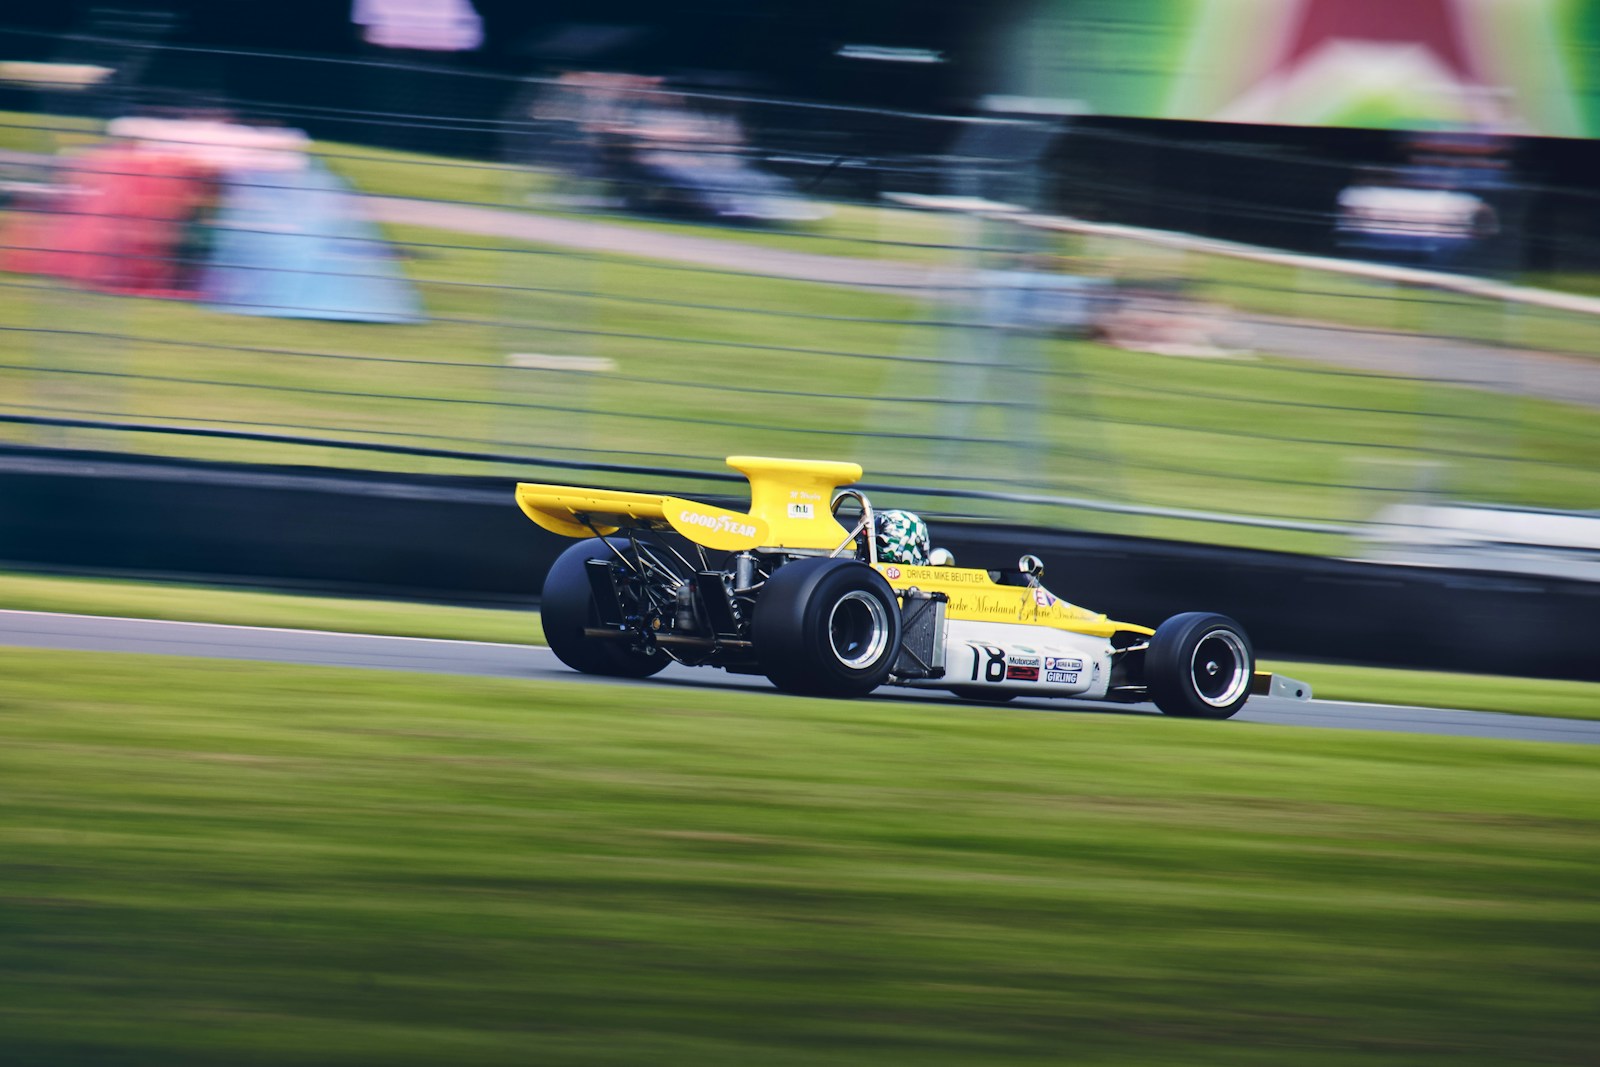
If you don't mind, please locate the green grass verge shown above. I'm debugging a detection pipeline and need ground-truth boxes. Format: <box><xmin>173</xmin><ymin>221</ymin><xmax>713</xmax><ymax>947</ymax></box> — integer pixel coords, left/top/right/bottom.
<box><xmin>316</xmin><ymin>128</ymin><xmax>1600</xmax><ymax>358</ymax></box>
<box><xmin>2</xmin><ymin>109</ymin><xmax>1597</xmax><ymax>550</ymax></box>
<box><xmin>0</xmin><ymin>111</ymin><xmax>959</xmax><ymax>263</ymax></box>
<box><xmin>8</xmin><ymin>106</ymin><xmax>1600</xmax><ymax>340</ymax></box>
<box><xmin>1</xmin><ymin>648</ymin><xmax>1596</xmax><ymax>1065</ymax></box>
<box><xmin>0</xmin><ymin>569</ymin><xmax>538</xmax><ymax>645</ymax></box>
<box><xmin>297</xmin><ymin>124</ymin><xmax>1600</xmax><ymax>352</ymax></box>
<box><xmin>1080</xmin><ymin>231</ymin><xmax>1600</xmax><ymax>360</ymax></box>
<box><xmin>5</xmin><ymin>569</ymin><xmax>1600</xmax><ymax>721</ymax></box>
<box><xmin>305</xmin><ymin>135</ymin><xmax>965</xmax><ymax>264</ymax></box>
<box><xmin>1261</xmin><ymin>660</ymin><xmax>1600</xmax><ymax>722</ymax></box>
<box><xmin>2</xmin><ymin>221</ymin><xmax>1595</xmax><ymax>541</ymax></box>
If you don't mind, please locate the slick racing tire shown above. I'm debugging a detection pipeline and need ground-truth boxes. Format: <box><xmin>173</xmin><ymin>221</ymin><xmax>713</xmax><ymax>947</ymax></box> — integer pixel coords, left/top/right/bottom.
<box><xmin>541</xmin><ymin>537</ymin><xmax>669</xmax><ymax>679</ymax></box>
<box><xmin>754</xmin><ymin>557</ymin><xmax>902</xmax><ymax>698</ymax></box>
<box><xmin>1146</xmin><ymin>612</ymin><xmax>1254</xmax><ymax>719</ymax></box>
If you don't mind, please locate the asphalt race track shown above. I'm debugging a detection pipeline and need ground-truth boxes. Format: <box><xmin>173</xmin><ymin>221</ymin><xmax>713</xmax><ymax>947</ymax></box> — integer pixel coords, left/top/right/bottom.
<box><xmin>3</xmin><ymin>610</ymin><xmax>1597</xmax><ymax>745</ymax></box>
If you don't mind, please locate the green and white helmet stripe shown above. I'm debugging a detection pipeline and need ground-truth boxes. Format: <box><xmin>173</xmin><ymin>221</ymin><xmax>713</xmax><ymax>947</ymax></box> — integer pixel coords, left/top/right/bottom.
<box><xmin>875</xmin><ymin>509</ymin><xmax>930</xmax><ymax>565</ymax></box>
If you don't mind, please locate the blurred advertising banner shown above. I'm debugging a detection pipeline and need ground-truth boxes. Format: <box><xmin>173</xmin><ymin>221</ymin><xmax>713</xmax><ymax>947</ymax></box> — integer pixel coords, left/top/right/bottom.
<box><xmin>983</xmin><ymin>0</ymin><xmax>1595</xmax><ymax>136</ymax></box>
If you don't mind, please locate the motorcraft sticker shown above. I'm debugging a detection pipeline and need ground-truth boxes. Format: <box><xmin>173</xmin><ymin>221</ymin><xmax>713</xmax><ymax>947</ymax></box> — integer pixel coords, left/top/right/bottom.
<box><xmin>1007</xmin><ymin>654</ymin><xmax>1041</xmax><ymax>668</ymax></box>
<box><xmin>1006</xmin><ymin>664</ymin><xmax>1040</xmax><ymax>681</ymax></box>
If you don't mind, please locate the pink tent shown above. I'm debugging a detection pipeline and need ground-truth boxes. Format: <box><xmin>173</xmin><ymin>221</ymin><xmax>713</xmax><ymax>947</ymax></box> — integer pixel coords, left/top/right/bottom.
<box><xmin>2</xmin><ymin>145</ymin><xmax>215</xmax><ymax>297</ymax></box>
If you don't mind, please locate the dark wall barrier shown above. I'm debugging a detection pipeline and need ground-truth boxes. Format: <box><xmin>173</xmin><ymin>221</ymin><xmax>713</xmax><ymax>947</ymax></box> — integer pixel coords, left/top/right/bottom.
<box><xmin>932</xmin><ymin>525</ymin><xmax>1600</xmax><ymax>683</ymax></box>
<box><xmin>0</xmin><ymin>446</ymin><xmax>553</xmax><ymax>604</ymax></box>
<box><xmin>3</xmin><ymin>445</ymin><xmax>1597</xmax><ymax>680</ymax></box>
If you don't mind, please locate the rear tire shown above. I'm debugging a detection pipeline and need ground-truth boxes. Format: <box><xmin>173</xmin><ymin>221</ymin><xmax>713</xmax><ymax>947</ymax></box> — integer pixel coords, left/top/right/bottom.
<box><xmin>753</xmin><ymin>558</ymin><xmax>901</xmax><ymax>698</ymax></box>
<box><xmin>541</xmin><ymin>537</ymin><xmax>669</xmax><ymax>679</ymax></box>
<box><xmin>1146</xmin><ymin>612</ymin><xmax>1253</xmax><ymax>719</ymax></box>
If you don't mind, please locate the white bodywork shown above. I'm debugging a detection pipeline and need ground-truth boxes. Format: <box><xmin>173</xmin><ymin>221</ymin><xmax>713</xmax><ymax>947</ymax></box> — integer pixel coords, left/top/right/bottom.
<box><xmin>890</xmin><ymin>619</ymin><xmax>1115</xmax><ymax>699</ymax></box>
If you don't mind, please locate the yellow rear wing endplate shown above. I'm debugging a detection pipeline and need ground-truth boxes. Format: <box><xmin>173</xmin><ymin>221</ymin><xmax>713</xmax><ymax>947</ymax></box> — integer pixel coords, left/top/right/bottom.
<box><xmin>515</xmin><ymin>483</ymin><xmax>769</xmax><ymax>551</ymax></box>
<box><xmin>516</xmin><ymin>455</ymin><xmax>862</xmax><ymax>552</ymax></box>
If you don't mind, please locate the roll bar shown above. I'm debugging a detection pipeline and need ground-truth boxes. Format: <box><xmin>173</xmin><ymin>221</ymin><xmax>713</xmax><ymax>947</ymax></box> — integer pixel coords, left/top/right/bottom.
<box><xmin>829</xmin><ymin>489</ymin><xmax>876</xmax><ymax>565</ymax></box>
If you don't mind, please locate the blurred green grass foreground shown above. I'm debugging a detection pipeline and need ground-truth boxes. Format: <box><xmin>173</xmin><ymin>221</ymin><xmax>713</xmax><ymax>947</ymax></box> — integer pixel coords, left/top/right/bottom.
<box><xmin>2</xmin><ymin>648</ymin><xmax>1597</xmax><ymax>1065</ymax></box>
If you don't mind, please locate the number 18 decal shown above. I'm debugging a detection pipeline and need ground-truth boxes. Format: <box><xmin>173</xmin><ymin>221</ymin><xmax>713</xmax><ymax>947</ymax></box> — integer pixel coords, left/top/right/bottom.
<box><xmin>968</xmin><ymin>643</ymin><xmax>1006</xmax><ymax>683</ymax></box>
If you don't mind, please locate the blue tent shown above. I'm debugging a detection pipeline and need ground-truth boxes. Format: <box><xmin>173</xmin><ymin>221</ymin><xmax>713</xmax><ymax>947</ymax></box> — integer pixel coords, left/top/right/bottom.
<box><xmin>202</xmin><ymin>160</ymin><xmax>424</xmax><ymax>323</ymax></box>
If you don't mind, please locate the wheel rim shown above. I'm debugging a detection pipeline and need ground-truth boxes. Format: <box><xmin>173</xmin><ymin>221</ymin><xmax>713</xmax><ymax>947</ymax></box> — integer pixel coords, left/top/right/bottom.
<box><xmin>1190</xmin><ymin>630</ymin><xmax>1250</xmax><ymax>708</ymax></box>
<box><xmin>827</xmin><ymin>590</ymin><xmax>890</xmax><ymax>669</ymax></box>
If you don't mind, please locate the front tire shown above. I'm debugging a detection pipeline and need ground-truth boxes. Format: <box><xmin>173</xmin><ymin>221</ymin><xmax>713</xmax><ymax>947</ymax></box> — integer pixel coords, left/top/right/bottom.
<box><xmin>753</xmin><ymin>558</ymin><xmax>902</xmax><ymax>697</ymax></box>
<box><xmin>1146</xmin><ymin>612</ymin><xmax>1254</xmax><ymax>719</ymax></box>
<box><xmin>541</xmin><ymin>537</ymin><xmax>669</xmax><ymax>679</ymax></box>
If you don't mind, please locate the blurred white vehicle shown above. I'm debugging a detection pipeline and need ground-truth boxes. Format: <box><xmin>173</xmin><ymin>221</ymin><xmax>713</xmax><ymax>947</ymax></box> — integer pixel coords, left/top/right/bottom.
<box><xmin>1363</xmin><ymin>503</ymin><xmax>1600</xmax><ymax>582</ymax></box>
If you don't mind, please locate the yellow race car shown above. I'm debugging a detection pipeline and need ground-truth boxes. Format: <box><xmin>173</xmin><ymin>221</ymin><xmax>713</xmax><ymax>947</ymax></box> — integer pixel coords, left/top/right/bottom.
<box><xmin>516</xmin><ymin>456</ymin><xmax>1311</xmax><ymax>718</ymax></box>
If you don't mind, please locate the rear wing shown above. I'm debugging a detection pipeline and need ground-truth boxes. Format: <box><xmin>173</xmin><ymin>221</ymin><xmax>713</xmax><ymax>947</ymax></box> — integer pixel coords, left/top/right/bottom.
<box><xmin>516</xmin><ymin>454</ymin><xmax>866</xmax><ymax>552</ymax></box>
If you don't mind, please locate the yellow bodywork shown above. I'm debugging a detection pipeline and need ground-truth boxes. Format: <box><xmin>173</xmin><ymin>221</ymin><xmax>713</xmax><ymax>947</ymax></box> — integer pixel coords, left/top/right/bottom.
<box><xmin>516</xmin><ymin>454</ymin><xmax>861</xmax><ymax>552</ymax></box>
<box><xmin>514</xmin><ymin>485</ymin><xmax>672</xmax><ymax>539</ymax></box>
<box><xmin>517</xmin><ymin>453</ymin><xmax>1296</xmax><ymax>700</ymax></box>
<box><xmin>873</xmin><ymin>563</ymin><xmax>1155</xmax><ymax>640</ymax></box>
<box><xmin>515</xmin><ymin>453</ymin><xmax>1154</xmax><ymax>641</ymax></box>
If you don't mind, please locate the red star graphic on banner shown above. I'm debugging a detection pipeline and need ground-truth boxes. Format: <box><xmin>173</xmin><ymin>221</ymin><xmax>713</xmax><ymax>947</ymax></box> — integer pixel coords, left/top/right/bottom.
<box><xmin>1273</xmin><ymin>0</ymin><xmax>1482</xmax><ymax>81</ymax></box>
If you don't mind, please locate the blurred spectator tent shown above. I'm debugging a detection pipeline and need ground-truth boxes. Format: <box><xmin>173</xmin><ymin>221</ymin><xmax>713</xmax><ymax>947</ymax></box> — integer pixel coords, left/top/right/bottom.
<box><xmin>2</xmin><ymin>138</ymin><xmax>215</xmax><ymax>296</ymax></box>
<box><xmin>1</xmin><ymin>114</ymin><xmax>422</xmax><ymax>320</ymax></box>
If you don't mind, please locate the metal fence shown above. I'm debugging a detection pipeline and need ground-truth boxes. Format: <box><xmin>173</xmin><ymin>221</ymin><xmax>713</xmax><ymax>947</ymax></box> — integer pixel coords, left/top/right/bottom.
<box><xmin>1</xmin><ymin>29</ymin><xmax>1598</xmax><ymax>557</ymax></box>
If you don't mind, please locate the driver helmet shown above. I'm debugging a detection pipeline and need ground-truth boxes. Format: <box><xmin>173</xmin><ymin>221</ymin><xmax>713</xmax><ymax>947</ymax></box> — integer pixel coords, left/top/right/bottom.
<box><xmin>874</xmin><ymin>509</ymin><xmax>930</xmax><ymax>566</ymax></box>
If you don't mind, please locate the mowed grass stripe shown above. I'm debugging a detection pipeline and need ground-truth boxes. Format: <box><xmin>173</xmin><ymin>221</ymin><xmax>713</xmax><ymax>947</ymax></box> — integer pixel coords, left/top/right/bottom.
<box><xmin>0</xmin><ymin>649</ymin><xmax>1596</xmax><ymax>1065</ymax></box>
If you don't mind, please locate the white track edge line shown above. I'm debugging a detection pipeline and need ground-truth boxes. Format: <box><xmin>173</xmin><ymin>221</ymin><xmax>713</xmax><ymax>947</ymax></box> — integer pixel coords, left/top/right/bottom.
<box><xmin>0</xmin><ymin>609</ymin><xmax>546</xmax><ymax>650</ymax></box>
